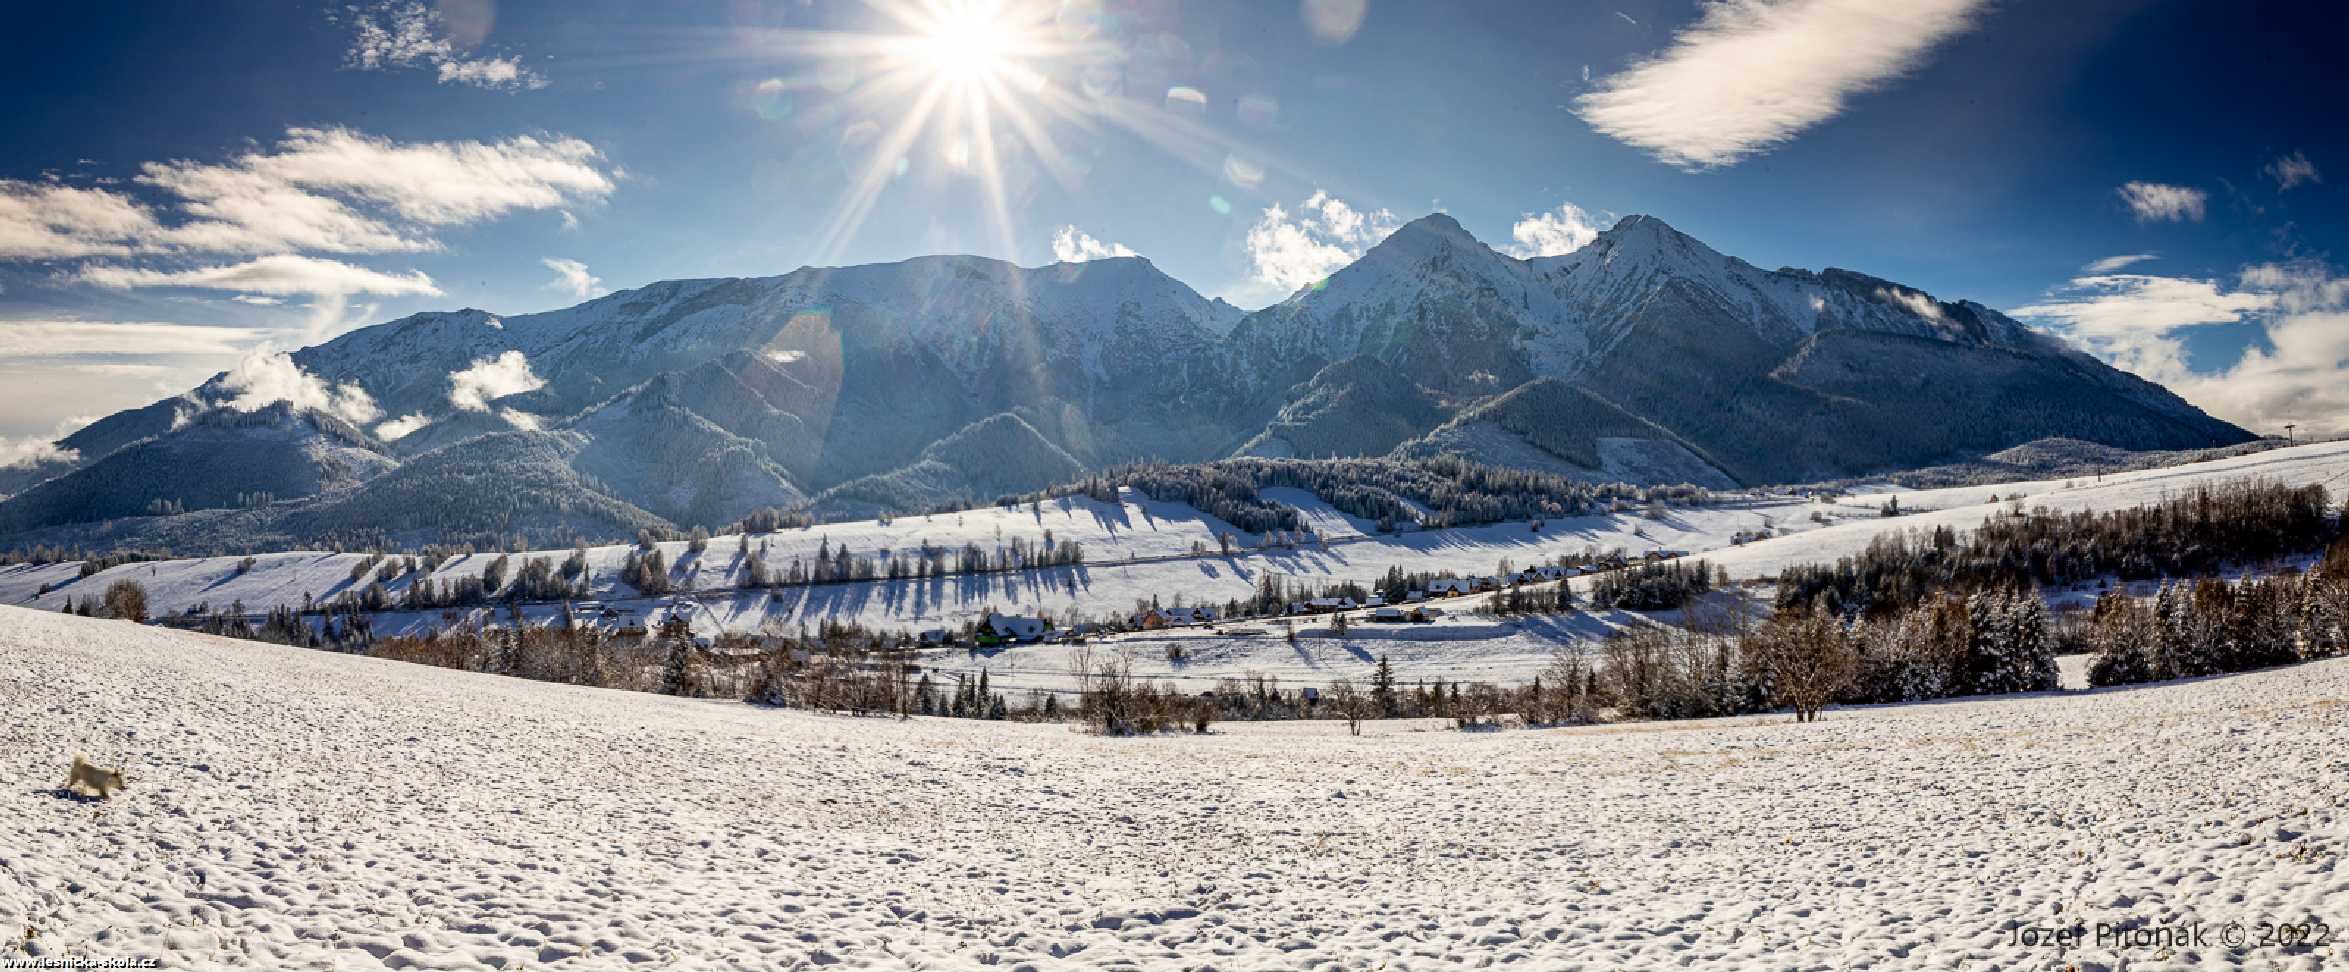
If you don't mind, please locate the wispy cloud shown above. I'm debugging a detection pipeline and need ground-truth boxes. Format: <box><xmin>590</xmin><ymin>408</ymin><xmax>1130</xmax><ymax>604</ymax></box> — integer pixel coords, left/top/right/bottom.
<box><xmin>1504</xmin><ymin>202</ymin><xmax>1604</xmax><ymax>258</ymax></box>
<box><xmin>342</xmin><ymin>1</ymin><xmax>547</xmax><ymax>91</ymax></box>
<box><xmin>78</xmin><ymin>254</ymin><xmax>440</xmax><ymax>300</ymax></box>
<box><xmin>79</xmin><ymin>254</ymin><xmax>441</xmax><ymax>340</ymax></box>
<box><xmin>2265</xmin><ymin>151</ymin><xmax>2320</xmax><ymax>191</ymax></box>
<box><xmin>1</xmin><ymin>128</ymin><xmax>614</xmax><ymax>262</ymax></box>
<box><xmin>2116</xmin><ymin>181</ymin><xmax>2206</xmax><ymax>223</ymax></box>
<box><xmin>1574</xmin><ymin>0</ymin><xmax>1988</xmax><ymax>169</ymax></box>
<box><xmin>1050</xmin><ymin>226</ymin><xmax>1137</xmax><ymax>263</ymax></box>
<box><xmin>0</xmin><ymin>417</ymin><xmax>89</xmax><ymax>469</ymax></box>
<box><xmin>1244</xmin><ymin>190</ymin><xmax>1399</xmax><ymax>292</ymax></box>
<box><xmin>541</xmin><ymin>257</ymin><xmax>604</xmax><ymax>299</ymax></box>
<box><xmin>0</xmin><ymin>320</ymin><xmax>266</xmax><ymax>358</ymax></box>
<box><xmin>374</xmin><ymin>412</ymin><xmax>431</xmax><ymax>441</ymax></box>
<box><xmin>2082</xmin><ymin>253</ymin><xmax>2157</xmax><ymax>273</ymax></box>
<box><xmin>447</xmin><ymin>350</ymin><xmax>545</xmax><ymax>412</ymax></box>
<box><xmin>1875</xmin><ymin>287</ymin><xmax>1950</xmax><ymax>325</ymax></box>
<box><xmin>0</xmin><ymin>180</ymin><xmax>160</xmax><ymax>260</ymax></box>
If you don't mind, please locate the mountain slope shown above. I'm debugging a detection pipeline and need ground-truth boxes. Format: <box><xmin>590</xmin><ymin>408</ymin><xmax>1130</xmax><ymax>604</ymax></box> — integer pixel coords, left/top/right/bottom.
<box><xmin>809</xmin><ymin>412</ymin><xmax>1086</xmax><ymax>519</ymax></box>
<box><xmin>568</xmin><ymin>375</ymin><xmax>808</xmax><ymax>528</ymax></box>
<box><xmin>0</xmin><ymin>403</ymin><xmax>394</xmax><ymax>533</ymax></box>
<box><xmin>1392</xmin><ymin>378</ymin><xmax>1738</xmax><ymax>488</ymax></box>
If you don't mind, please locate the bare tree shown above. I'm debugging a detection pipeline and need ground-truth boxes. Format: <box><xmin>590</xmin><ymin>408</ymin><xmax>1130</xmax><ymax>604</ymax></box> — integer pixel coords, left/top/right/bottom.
<box><xmin>1327</xmin><ymin>678</ymin><xmax>1368</xmax><ymax>735</ymax></box>
<box><xmin>1742</xmin><ymin>601</ymin><xmax>1858</xmax><ymax>723</ymax></box>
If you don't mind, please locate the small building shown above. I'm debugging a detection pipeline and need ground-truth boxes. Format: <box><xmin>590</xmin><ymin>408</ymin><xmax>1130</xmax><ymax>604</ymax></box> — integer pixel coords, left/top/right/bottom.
<box><xmin>1404</xmin><ymin>589</ymin><xmax>1427</xmax><ymax>603</ymax></box>
<box><xmin>1371</xmin><ymin>606</ymin><xmax>1406</xmax><ymax>622</ymax></box>
<box><xmin>1470</xmin><ymin>576</ymin><xmax>1503</xmax><ymax>593</ymax></box>
<box><xmin>976</xmin><ymin>613</ymin><xmax>1050</xmax><ymax>645</ymax></box>
<box><xmin>1426</xmin><ymin>578</ymin><xmax>1474</xmax><ymax>597</ymax></box>
<box><xmin>1305</xmin><ymin>596</ymin><xmax>1357</xmax><ymax>612</ymax></box>
<box><xmin>1363</xmin><ymin>594</ymin><xmax>1386</xmax><ymax>608</ymax></box>
<box><xmin>918</xmin><ymin>628</ymin><xmax>952</xmax><ymax>646</ymax></box>
<box><xmin>1134</xmin><ymin>606</ymin><xmax>1218</xmax><ymax>629</ymax></box>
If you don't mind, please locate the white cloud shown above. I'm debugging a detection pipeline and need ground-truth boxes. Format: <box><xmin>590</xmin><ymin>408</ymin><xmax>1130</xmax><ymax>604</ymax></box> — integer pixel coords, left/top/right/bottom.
<box><xmin>0</xmin><ymin>417</ymin><xmax>88</xmax><ymax>469</ymax></box>
<box><xmin>218</xmin><ymin>349</ymin><xmax>382</xmax><ymax>425</ymax></box>
<box><xmin>344</xmin><ymin>1</ymin><xmax>547</xmax><ymax>91</ymax></box>
<box><xmin>79</xmin><ymin>254</ymin><xmax>441</xmax><ymax>342</ymax></box>
<box><xmin>1</xmin><ymin>127</ymin><xmax>615</xmax><ymax>294</ymax></box>
<box><xmin>498</xmin><ymin>408</ymin><xmax>543</xmax><ymax>431</ymax></box>
<box><xmin>231</xmin><ymin>294</ymin><xmax>285</xmax><ymax>305</ymax></box>
<box><xmin>2011</xmin><ymin>274</ymin><xmax>2274</xmax><ymax>342</ymax></box>
<box><xmin>2083</xmin><ymin>253</ymin><xmax>2157</xmax><ymax>273</ymax></box>
<box><xmin>2012</xmin><ymin>264</ymin><xmax>2349</xmax><ymax>435</ymax></box>
<box><xmin>541</xmin><ymin>257</ymin><xmax>604</xmax><ymax>299</ymax></box>
<box><xmin>134</xmin><ymin>127</ymin><xmax>614</xmax><ymax>256</ymax></box>
<box><xmin>1244</xmin><ymin>190</ymin><xmax>1400</xmax><ymax>292</ymax></box>
<box><xmin>0</xmin><ymin>436</ymin><xmax>77</xmax><ymax>469</ymax></box>
<box><xmin>79</xmin><ymin>254</ymin><xmax>440</xmax><ymax>299</ymax></box>
<box><xmin>1874</xmin><ymin>287</ymin><xmax>1949</xmax><ymax>325</ymax></box>
<box><xmin>1505</xmin><ymin>202</ymin><xmax>1603</xmax><ymax>258</ymax></box>
<box><xmin>448</xmin><ymin>350</ymin><xmax>545</xmax><ymax>411</ymax></box>
<box><xmin>374</xmin><ymin>412</ymin><xmax>431</xmax><ymax>441</ymax></box>
<box><xmin>2117</xmin><ymin>181</ymin><xmax>2206</xmax><ymax>223</ymax></box>
<box><xmin>1050</xmin><ymin>226</ymin><xmax>1137</xmax><ymax>263</ymax></box>
<box><xmin>0</xmin><ymin>320</ymin><xmax>265</xmax><ymax>358</ymax></box>
<box><xmin>1574</xmin><ymin>0</ymin><xmax>1987</xmax><ymax>169</ymax></box>
<box><xmin>2266</xmin><ymin>151</ymin><xmax>2320</xmax><ymax>191</ymax></box>
<box><xmin>0</xmin><ymin>180</ymin><xmax>160</xmax><ymax>259</ymax></box>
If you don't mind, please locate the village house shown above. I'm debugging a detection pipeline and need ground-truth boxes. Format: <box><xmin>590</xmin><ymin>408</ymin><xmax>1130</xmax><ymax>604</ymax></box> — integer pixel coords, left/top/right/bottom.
<box><xmin>1426</xmin><ymin>578</ymin><xmax>1474</xmax><ymax>597</ymax></box>
<box><xmin>1133</xmin><ymin>606</ymin><xmax>1218</xmax><ymax>629</ymax></box>
<box><xmin>976</xmin><ymin>613</ymin><xmax>1050</xmax><ymax>646</ymax></box>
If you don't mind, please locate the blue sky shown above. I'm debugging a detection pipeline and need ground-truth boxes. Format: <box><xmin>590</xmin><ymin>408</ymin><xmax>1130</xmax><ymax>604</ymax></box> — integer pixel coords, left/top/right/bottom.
<box><xmin>2</xmin><ymin>0</ymin><xmax>2344</xmax><ymax>452</ymax></box>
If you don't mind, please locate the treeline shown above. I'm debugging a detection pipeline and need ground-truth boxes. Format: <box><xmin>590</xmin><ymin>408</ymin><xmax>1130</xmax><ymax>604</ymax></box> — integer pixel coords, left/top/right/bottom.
<box><xmin>1035</xmin><ymin>455</ymin><xmax>1714</xmax><ymax>535</ymax></box>
<box><xmin>2084</xmin><ymin>548</ymin><xmax>2349</xmax><ymax>687</ymax></box>
<box><xmin>1778</xmin><ymin>481</ymin><xmax>2336</xmax><ymax>618</ymax></box>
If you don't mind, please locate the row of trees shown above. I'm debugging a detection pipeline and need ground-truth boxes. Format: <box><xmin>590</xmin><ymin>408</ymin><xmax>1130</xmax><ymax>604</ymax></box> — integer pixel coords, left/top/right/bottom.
<box><xmin>1038</xmin><ymin>455</ymin><xmax>1714</xmax><ymax>535</ymax></box>
<box><xmin>2085</xmin><ymin>557</ymin><xmax>2349</xmax><ymax>686</ymax></box>
<box><xmin>1778</xmin><ymin>481</ymin><xmax>2336</xmax><ymax>617</ymax></box>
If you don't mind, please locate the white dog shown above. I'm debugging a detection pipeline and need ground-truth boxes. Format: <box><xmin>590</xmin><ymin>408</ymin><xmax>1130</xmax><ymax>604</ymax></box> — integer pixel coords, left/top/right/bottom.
<box><xmin>66</xmin><ymin>755</ymin><xmax>127</xmax><ymax>798</ymax></box>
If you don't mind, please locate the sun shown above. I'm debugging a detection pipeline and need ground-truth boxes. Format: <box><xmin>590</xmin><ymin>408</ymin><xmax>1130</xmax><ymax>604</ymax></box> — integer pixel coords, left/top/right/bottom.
<box><xmin>756</xmin><ymin>0</ymin><xmax>1253</xmax><ymax>264</ymax></box>
<box><xmin>916</xmin><ymin>1</ymin><xmax>1021</xmax><ymax>87</ymax></box>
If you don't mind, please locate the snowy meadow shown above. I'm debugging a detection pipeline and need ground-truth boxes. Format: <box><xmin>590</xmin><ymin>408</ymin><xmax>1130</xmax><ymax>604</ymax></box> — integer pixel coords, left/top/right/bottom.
<box><xmin>4</xmin><ymin>607</ymin><xmax>2345</xmax><ymax>970</ymax></box>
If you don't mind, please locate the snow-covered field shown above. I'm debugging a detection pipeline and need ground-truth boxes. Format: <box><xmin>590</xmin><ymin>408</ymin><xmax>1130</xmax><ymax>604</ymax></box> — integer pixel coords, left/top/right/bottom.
<box><xmin>5</xmin><ymin>439</ymin><xmax>2347</xmax><ymax>691</ymax></box>
<box><xmin>4</xmin><ymin>607</ymin><xmax>2344</xmax><ymax>969</ymax></box>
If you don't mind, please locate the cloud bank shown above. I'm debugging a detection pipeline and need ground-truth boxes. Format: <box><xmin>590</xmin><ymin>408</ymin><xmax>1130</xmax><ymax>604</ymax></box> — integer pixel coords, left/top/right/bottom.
<box><xmin>2013</xmin><ymin>263</ymin><xmax>2349</xmax><ymax>435</ymax></box>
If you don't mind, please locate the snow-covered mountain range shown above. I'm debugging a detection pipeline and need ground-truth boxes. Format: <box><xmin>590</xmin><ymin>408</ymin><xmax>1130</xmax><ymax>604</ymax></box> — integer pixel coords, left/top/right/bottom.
<box><xmin>0</xmin><ymin>214</ymin><xmax>2249</xmax><ymax>549</ymax></box>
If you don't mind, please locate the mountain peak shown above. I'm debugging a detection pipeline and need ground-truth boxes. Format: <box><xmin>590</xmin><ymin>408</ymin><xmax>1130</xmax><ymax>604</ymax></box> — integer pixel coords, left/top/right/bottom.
<box><xmin>1390</xmin><ymin>211</ymin><xmax>1477</xmax><ymax>243</ymax></box>
<box><xmin>1602</xmin><ymin>214</ymin><xmax>1685</xmax><ymax>240</ymax></box>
